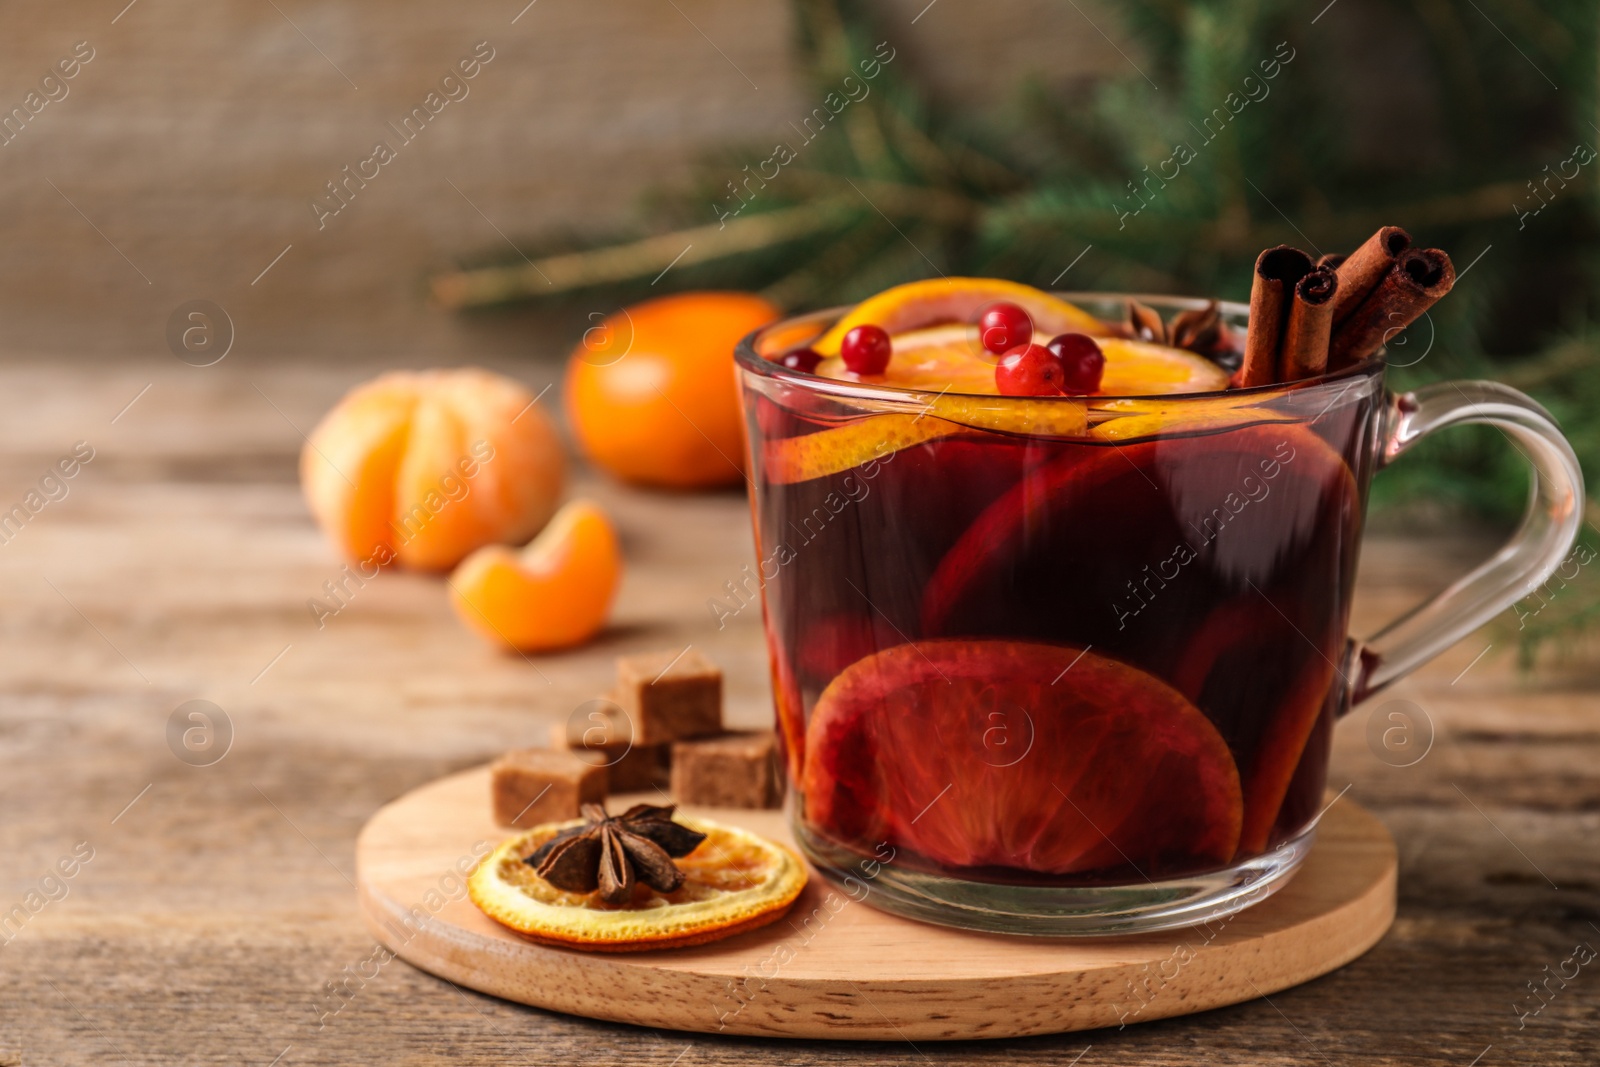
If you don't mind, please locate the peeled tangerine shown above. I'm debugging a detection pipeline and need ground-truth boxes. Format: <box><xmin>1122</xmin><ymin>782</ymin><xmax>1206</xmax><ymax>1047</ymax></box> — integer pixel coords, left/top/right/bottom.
<box><xmin>301</xmin><ymin>368</ymin><xmax>565</xmax><ymax>571</ymax></box>
<box><xmin>449</xmin><ymin>499</ymin><xmax>622</xmax><ymax>652</ymax></box>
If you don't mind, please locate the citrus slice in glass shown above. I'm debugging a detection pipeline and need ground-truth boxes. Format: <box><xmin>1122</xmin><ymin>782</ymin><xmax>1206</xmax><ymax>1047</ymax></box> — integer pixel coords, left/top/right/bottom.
<box><xmin>919</xmin><ymin>423</ymin><xmax>1360</xmax><ymax>858</ymax></box>
<box><xmin>1094</xmin><ymin>339</ymin><xmax>1230</xmax><ymax>396</ymax></box>
<box><xmin>469</xmin><ymin>816</ymin><xmax>807</xmax><ymax>951</ymax></box>
<box><xmin>922</xmin><ymin>423</ymin><xmax>1356</xmax><ymax>637</ymax></box>
<box><xmin>765</xmin><ymin>622</ymin><xmax>807</xmax><ymax>782</ymax></box>
<box><xmin>812</xmin><ymin>326</ymin><xmax>1229</xmax><ymax>398</ymax></box>
<box><xmin>801</xmin><ymin>639</ymin><xmax>1243</xmax><ymax>876</ymax></box>
<box><xmin>812</xmin><ymin>278</ymin><xmax>1112</xmax><ymax>355</ymax></box>
<box><xmin>1090</xmin><ymin>391</ymin><xmax>1292</xmax><ymax>441</ymax></box>
<box><xmin>760</xmin><ymin>397</ymin><xmax>1086</xmax><ymax>485</ymax></box>
<box><xmin>763</xmin><ymin>321</ymin><xmax>1239</xmax><ymax>484</ymax></box>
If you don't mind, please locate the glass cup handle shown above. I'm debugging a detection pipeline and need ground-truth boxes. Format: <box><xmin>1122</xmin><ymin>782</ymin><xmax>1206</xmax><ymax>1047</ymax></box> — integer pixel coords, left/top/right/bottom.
<box><xmin>1351</xmin><ymin>381</ymin><xmax>1585</xmax><ymax>703</ymax></box>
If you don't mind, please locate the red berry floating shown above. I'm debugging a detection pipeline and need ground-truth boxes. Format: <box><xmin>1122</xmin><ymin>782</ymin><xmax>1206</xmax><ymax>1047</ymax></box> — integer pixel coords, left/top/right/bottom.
<box><xmin>994</xmin><ymin>344</ymin><xmax>1066</xmax><ymax>396</ymax></box>
<box><xmin>779</xmin><ymin>347</ymin><xmax>822</xmax><ymax>374</ymax></box>
<box><xmin>978</xmin><ymin>302</ymin><xmax>1033</xmax><ymax>356</ymax></box>
<box><xmin>840</xmin><ymin>325</ymin><xmax>892</xmax><ymax>375</ymax></box>
<box><xmin>1045</xmin><ymin>333</ymin><xmax>1105</xmax><ymax>395</ymax></box>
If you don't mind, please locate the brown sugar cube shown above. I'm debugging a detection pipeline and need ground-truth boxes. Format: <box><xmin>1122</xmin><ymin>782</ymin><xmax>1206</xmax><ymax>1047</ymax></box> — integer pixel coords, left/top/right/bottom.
<box><xmin>614</xmin><ymin>648</ymin><xmax>723</xmax><ymax>746</ymax></box>
<box><xmin>490</xmin><ymin>748</ymin><xmax>606</xmax><ymax>828</ymax></box>
<box><xmin>670</xmin><ymin>732</ymin><xmax>781</xmax><ymax>809</ymax></box>
<box><xmin>548</xmin><ymin>720</ymin><xmax>667</xmax><ymax>793</ymax></box>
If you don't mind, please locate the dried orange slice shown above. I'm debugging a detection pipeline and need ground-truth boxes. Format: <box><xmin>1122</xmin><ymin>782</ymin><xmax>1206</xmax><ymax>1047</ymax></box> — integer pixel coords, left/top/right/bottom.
<box><xmin>813</xmin><ymin>278</ymin><xmax>1111</xmax><ymax>355</ymax></box>
<box><xmin>469</xmin><ymin>815</ymin><xmax>807</xmax><ymax>951</ymax></box>
<box><xmin>802</xmin><ymin>640</ymin><xmax>1243</xmax><ymax>876</ymax></box>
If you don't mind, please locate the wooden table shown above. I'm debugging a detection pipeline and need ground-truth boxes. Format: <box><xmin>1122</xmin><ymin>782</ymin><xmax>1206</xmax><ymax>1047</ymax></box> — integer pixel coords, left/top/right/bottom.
<box><xmin>1</xmin><ymin>352</ymin><xmax>1595</xmax><ymax>1065</ymax></box>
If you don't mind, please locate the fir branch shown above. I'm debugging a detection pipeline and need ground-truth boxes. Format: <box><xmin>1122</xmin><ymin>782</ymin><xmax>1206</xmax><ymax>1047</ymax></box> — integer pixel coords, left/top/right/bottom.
<box><xmin>430</xmin><ymin>200</ymin><xmax>859</xmax><ymax>308</ymax></box>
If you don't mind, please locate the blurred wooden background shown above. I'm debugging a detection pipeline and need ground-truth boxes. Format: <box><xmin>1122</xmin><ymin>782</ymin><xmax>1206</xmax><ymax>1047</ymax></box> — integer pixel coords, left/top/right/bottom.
<box><xmin>0</xmin><ymin>0</ymin><xmax>1139</xmax><ymax>360</ymax></box>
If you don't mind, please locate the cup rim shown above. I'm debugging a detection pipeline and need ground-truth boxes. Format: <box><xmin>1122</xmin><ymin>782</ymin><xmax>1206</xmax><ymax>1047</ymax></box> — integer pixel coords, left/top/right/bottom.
<box><xmin>734</xmin><ymin>290</ymin><xmax>1385</xmax><ymax>405</ymax></box>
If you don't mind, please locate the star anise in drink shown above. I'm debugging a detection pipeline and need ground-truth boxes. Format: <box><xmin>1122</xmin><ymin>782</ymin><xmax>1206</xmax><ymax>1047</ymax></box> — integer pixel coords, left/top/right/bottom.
<box><xmin>1126</xmin><ymin>298</ymin><xmax>1168</xmax><ymax>344</ymax></box>
<box><xmin>1167</xmin><ymin>300</ymin><xmax>1233</xmax><ymax>358</ymax></box>
<box><xmin>525</xmin><ymin>803</ymin><xmax>708</xmax><ymax>906</ymax></box>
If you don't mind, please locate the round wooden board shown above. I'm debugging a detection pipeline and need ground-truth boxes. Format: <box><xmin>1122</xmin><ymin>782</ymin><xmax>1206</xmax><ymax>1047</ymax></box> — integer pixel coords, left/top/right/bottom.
<box><xmin>356</xmin><ymin>767</ymin><xmax>1396</xmax><ymax>1041</ymax></box>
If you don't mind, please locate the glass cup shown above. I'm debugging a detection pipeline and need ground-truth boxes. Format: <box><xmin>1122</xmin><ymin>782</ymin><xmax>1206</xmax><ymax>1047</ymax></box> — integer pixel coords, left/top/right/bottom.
<box><xmin>734</xmin><ymin>293</ymin><xmax>1583</xmax><ymax>935</ymax></box>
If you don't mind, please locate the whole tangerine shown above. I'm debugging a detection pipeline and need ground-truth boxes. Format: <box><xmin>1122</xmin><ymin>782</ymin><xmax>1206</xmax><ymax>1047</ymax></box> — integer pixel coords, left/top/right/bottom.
<box><xmin>564</xmin><ymin>292</ymin><xmax>779</xmax><ymax>489</ymax></box>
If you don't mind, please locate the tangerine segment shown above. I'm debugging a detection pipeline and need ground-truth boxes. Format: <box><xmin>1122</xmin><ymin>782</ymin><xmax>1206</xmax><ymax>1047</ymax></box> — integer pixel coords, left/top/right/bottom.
<box><xmin>813</xmin><ymin>278</ymin><xmax>1111</xmax><ymax>355</ymax></box>
<box><xmin>802</xmin><ymin>640</ymin><xmax>1243</xmax><ymax>876</ymax></box>
<box><xmin>469</xmin><ymin>816</ymin><xmax>808</xmax><ymax>951</ymax></box>
<box><xmin>449</xmin><ymin>499</ymin><xmax>621</xmax><ymax>652</ymax></box>
<box><xmin>762</xmin><ymin>397</ymin><xmax>1087</xmax><ymax>486</ymax></box>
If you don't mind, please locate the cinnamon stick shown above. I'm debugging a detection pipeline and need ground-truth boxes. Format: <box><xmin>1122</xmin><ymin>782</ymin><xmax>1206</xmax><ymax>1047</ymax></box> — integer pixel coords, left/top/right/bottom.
<box><xmin>1328</xmin><ymin>247</ymin><xmax>1455</xmax><ymax>368</ymax></box>
<box><xmin>1315</xmin><ymin>252</ymin><xmax>1346</xmax><ymax>270</ymax></box>
<box><xmin>1279</xmin><ymin>266</ymin><xmax>1339</xmax><ymax>380</ymax></box>
<box><xmin>1238</xmin><ymin>245</ymin><xmax>1313</xmax><ymax>388</ymax></box>
<box><xmin>1330</xmin><ymin>225</ymin><xmax>1410</xmax><ymax>326</ymax></box>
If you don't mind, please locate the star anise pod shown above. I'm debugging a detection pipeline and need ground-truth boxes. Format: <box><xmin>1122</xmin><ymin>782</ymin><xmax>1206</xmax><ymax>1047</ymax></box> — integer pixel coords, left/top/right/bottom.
<box><xmin>1126</xmin><ymin>298</ymin><xmax>1167</xmax><ymax>344</ymax></box>
<box><xmin>525</xmin><ymin>803</ymin><xmax>707</xmax><ymax>906</ymax></box>
<box><xmin>1167</xmin><ymin>300</ymin><xmax>1234</xmax><ymax>358</ymax></box>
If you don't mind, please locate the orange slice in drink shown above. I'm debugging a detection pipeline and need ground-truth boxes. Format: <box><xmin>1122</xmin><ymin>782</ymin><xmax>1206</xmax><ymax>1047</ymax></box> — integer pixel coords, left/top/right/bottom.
<box><xmin>761</xmin><ymin>396</ymin><xmax>1087</xmax><ymax>486</ymax></box>
<box><xmin>814</xmin><ymin>324</ymin><xmax>993</xmax><ymax>391</ymax></box>
<box><xmin>802</xmin><ymin>640</ymin><xmax>1243</xmax><ymax>875</ymax></box>
<box><xmin>1095</xmin><ymin>339</ymin><xmax>1230</xmax><ymax>395</ymax></box>
<box><xmin>762</xmin><ymin>413</ymin><xmax>958</xmax><ymax>486</ymax></box>
<box><xmin>922</xmin><ymin>423</ymin><xmax>1355</xmax><ymax>636</ymax></box>
<box><xmin>1091</xmin><ymin>391</ymin><xmax>1293</xmax><ymax>441</ymax></box>
<box><xmin>763</xmin><ymin>301</ymin><xmax>1233</xmax><ymax>485</ymax></box>
<box><xmin>469</xmin><ymin>816</ymin><xmax>807</xmax><ymax>951</ymax></box>
<box><xmin>765</xmin><ymin>624</ymin><xmax>807</xmax><ymax>782</ymax></box>
<box><xmin>813</xmin><ymin>325</ymin><xmax>1228</xmax><ymax>398</ymax></box>
<box><xmin>813</xmin><ymin>278</ymin><xmax>1112</xmax><ymax>355</ymax></box>
<box><xmin>920</xmin><ymin>423</ymin><xmax>1360</xmax><ymax>858</ymax></box>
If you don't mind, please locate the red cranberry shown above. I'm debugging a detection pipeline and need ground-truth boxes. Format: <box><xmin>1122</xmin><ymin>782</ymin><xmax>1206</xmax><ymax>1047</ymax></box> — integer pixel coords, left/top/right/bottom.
<box><xmin>1045</xmin><ymin>333</ymin><xmax>1105</xmax><ymax>394</ymax></box>
<box><xmin>994</xmin><ymin>344</ymin><xmax>1066</xmax><ymax>396</ymax></box>
<box><xmin>978</xmin><ymin>302</ymin><xmax>1033</xmax><ymax>355</ymax></box>
<box><xmin>840</xmin><ymin>325</ymin><xmax>892</xmax><ymax>375</ymax></box>
<box><xmin>779</xmin><ymin>347</ymin><xmax>822</xmax><ymax>374</ymax></box>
